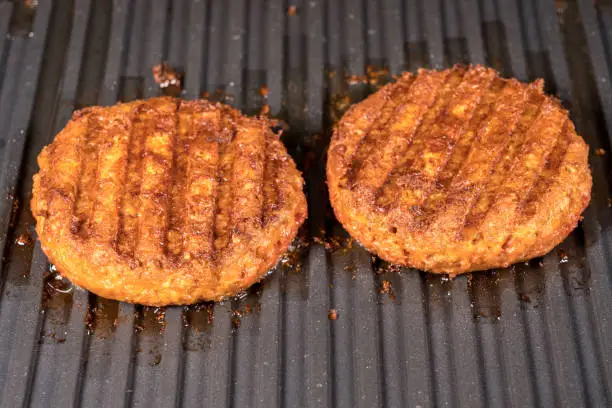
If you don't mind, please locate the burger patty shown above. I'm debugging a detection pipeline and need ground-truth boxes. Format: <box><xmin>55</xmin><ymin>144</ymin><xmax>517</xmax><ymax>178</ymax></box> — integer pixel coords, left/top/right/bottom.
<box><xmin>327</xmin><ymin>65</ymin><xmax>592</xmax><ymax>276</ymax></box>
<box><xmin>32</xmin><ymin>97</ymin><xmax>307</xmax><ymax>305</ymax></box>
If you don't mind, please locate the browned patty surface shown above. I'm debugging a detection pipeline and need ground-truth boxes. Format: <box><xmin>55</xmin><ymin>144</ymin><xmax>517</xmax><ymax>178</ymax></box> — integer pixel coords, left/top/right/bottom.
<box><xmin>32</xmin><ymin>97</ymin><xmax>306</xmax><ymax>305</ymax></box>
<box><xmin>327</xmin><ymin>65</ymin><xmax>592</xmax><ymax>276</ymax></box>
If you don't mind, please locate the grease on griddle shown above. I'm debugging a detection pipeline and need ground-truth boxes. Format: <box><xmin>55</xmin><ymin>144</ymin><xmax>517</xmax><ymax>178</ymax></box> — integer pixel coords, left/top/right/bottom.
<box><xmin>9</xmin><ymin>198</ymin><xmax>19</xmax><ymax>228</ymax></box>
<box><xmin>231</xmin><ymin>302</ymin><xmax>260</xmax><ymax>330</ymax></box>
<box><xmin>468</xmin><ymin>272</ymin><xmax>502</xmax><ymax>321</ymax></box>
<box><xmin>15</xmin><ymin>232</ymin><xmax>32</xmax><ymax>247</ymax></box>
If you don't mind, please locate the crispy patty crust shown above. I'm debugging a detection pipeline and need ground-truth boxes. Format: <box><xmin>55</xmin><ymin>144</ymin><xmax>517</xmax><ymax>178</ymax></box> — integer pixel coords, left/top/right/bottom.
<box><xmin>32</xmin><ymin>97</ymin><xmax>306</xmax><ymax>305</ymax></box>
<box><xmin>327</xmin><ymin>65</ymin><xmax>592</xmax><ymax>276</ymax></box>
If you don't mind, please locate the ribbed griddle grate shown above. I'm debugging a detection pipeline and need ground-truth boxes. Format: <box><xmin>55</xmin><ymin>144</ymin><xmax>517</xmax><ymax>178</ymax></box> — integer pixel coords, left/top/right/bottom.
<box><xmin>0</xmin><ymin>1</ymin><xmax>610</xmax><ymax>407</ymax></box>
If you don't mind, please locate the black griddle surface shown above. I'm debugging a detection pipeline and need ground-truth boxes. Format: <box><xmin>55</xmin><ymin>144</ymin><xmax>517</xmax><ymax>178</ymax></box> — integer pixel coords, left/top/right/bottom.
<box><xmin>0</xmin><ymin>1</ymin><xmax>611</xmax><ymax>407</ymax></box>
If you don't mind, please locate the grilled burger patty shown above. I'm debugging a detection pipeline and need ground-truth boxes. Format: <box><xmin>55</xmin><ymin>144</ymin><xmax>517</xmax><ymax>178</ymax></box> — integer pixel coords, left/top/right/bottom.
<box><xmin>327</xmin><ymin>65</ymin><xmax>592</xmax><ymax>276</ymax></box>
<box><xmin>32</xmin><ymin>97</ymin><xmax>307</xmax><ymax>305</ymax></box>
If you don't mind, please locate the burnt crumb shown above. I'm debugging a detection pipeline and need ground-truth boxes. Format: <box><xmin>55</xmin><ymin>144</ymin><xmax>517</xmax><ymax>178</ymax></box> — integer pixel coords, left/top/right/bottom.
<box><xmin>379</xmin><ymin>280</ymin><xmax>396</xmax><ymax>301</ymax></box>
<box><xmin>259</xmin><ymin>104</ymin><xmax>270</xmax><ymax>117</ymax></box>
<box><xmin>330</xmin><ymin>95</ymin><xmax>351</xmax><ymax>123</ymax></box>
<box><xmin>328</xmin><ymin>309</ymin><xmax>338</xmax><ymax>320</ymax></box>
<box><xmin>343</xmin><ymin>263</ymin><xmax>357</xmax><ymax>280</ymax></box>
<box><xmin>231</xmin><ymin>315</ymin><xmax>241</xmax><ymax>329</ymax></box>
<box><xmin>595</xmin><ymin>148</ymin><xmax>606</xmax><ymax>156</ymax></box>
<box><xmin>312</xmin><ymin>230</ymin><xmax>352</xmax><ymax>253</ymax></box>
<box><xmin>345</xmin><ymin>66</ymin><xmax>390</xmax><ymax>88</ymax></box>
<box><xmin>558</xmin><ymin>248</ymin><xmax>569</xmax><ymax>264</ymax></box>
<box><xmin>153</xmin><ymin>307</ymin><xmax>167</xmax><ymax>333</ymax></box>
<box><xmin>152</xmin><ymin>62</ymin><xmax>183</xmax><ymax>95</ymax></box>
<box><xmin>280</xmin><ymin>235</ymin><xmax>309</xmax><ymax>273</ymax></box>
<box><xmin>374</xmin><ymin>261</ymin><xmax>402</xmax><ymax>275</ymax></box>
<box><xmin>149</xmin><ymin>353</ymin><xmax>162</xmax><ymax>367</ymax></box>
<box><xmin>15</xmin><ymin>232</ymin><xmax>32</xmax><ymax>247</ymax></box>
<box><xmin>518</xmin><ymin>293</ymin><xmax>531</xmax><ymax>303</ymax></box>
<box><xmin>85</xmin><ymin>306</ymin><xmax>95</xmax><ymax>335</ymax></box>
<box><xmin>287</xmin><ymin>5</ymin><xmax>297</xmax><ymax>16</ymax></box>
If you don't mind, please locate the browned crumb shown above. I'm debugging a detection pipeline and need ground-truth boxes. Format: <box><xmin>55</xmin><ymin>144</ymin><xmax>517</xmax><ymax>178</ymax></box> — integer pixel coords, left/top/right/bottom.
<box><xmin>366</xmin><ymin>65</ymin><xmax>390</xmax><ymax>87</ymax></box>
<box><xmin>15</xmin><ymin>232</ymin><xmax>32</xmax><ymax>247</ymax></box>
<box><xmin>24</xmin><ymin>0</ymin><xmax>37</xmax><ymax>8</ymax></box>
<box><xmin>558</xmin><ymin>249</ymin><xmax>569</xmax><ymax>264</ymax></box>
<box><xmin>328</xmin><ymin>309</ymin><xmax>338</xmax><ymax>320</ymax></box>
<box><xmin>380</xmin><ymin>280</ymin><xmax>396</xmax><ymax>301</ymax></box>
<box><xmin>259</xmin><ymin>85</ymin><xmax>269</xmax><ymax>97</ymax></box>
<box><xmin>348</xmin><ymin>74</ymin><xmax>367</xmax><ymax>85</ymax></box>
<box><xmin>595</xmin><ymin>148</ymin><xmax>606</xmax><ymax>156</ymax></box>
<box><xmin>287</xmin><ymin>5</ymin><xmax>297</xmax><ymax>16</ymax></box>
<box><xmin>152</xmin><ymin>62</ymin><xmax>182</xmax><ymax>89</ymax></box>
<box><xmin>260</xmin><ymin>104</ymin><xmax>270</xmax><ymax>116</ymax></box>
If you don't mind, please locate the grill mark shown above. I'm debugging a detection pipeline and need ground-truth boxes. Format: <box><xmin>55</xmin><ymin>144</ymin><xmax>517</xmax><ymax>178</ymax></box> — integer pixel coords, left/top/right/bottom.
<box><xmin>498</xmin><ymin>116</ymin><xmax>568</xmax><ymax>249</ymax></box>
<box><xmin>165</xmin><ymin>99</ymin><xmax>186</xmax><ymax>259</ymax></box>
<box><xmin>261</xmin><ymin>133</ymin><xmax>278</xmax><ymax>226</ymax></box>
<box><xmin>426</xmin><ymin>80</ymin><xmax>529</xmax><ymax>237</ymax></box>
<box><xmin>116</xmin><ymin>103</ymin><xmax>148</xmax><ymax>257</ymax></box>
<box><xmin>518</xmin><ymin>124</ymin><xmax>573</xmax><ymax>223</ymax></box>
<box><xmin>229</xmin><ymin>119</ymin><xmax>266</xmax><ymax>238</ymax></box>
<box><xmin>340</xmin><ymin>74</ymin><xmax>417</xmax><ymax>186</ymax></box>
<box><xmin>375</xmin><ymin>66</ymin><xmax>495</xmax><ymax>213</ymax></box>
<box><xmin>43</xmin><ymin>118</ymin><xmax>88</xmax><ymax>237</ymax></box>
<box><xmin>72</xmin><ymin>113</ymin><xmax>103</xmax><ymax>238</ymax></box>
<box><xmin>414</xmin><ymin>78</ymin><xmax>506</xmax><ymax>225</ymax></box>
<box><xmin>134</xmin><ymin>98</ymin><xmax>177</xmax><ymax>260</ymax></box>
<box><xmin>461</xmin><ymin>85</ymin><xmax>548</xmax><ymax>235</ymax></box>
<box><xmin>115</xmin><ymin>104</ymin><xmax>139</xmax><ymax>253</ymax></box>
<box><xmin>349</xmin><ymin>68</ymin><xmax>454</xmax><ymax>195</ymax></box>
<box><xmin>212</xmin><ymin>115</ymin><xmax>238</xmax><ymax>260</ymax></box>
<box><xmin>89</xmin><ymin>104</ymin><xmax>134</xmax><ymax>244</ymax></box>
<box><xmin>182</xmin><ymin>102</ymin><xmax>222</xmax><ymax>259</ymax></box>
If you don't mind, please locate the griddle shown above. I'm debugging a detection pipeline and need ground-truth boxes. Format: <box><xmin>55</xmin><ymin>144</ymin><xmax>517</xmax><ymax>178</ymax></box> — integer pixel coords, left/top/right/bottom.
<box><xmin>0</xmin><ymin>0</ymin><xmax>611</xmax><ymax>407</ymax></box>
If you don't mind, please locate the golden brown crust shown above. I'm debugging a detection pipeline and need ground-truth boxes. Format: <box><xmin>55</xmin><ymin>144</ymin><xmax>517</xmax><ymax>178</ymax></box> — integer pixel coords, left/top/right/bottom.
<box><xmin>327</xmin><ymin>66</ymin><xmax>592</xmax><ymax>276</ymax></box>
<box><xmin>32</xmin><ymin>97</ymin><xmax>307</xmax><ymax>305</ymax></box>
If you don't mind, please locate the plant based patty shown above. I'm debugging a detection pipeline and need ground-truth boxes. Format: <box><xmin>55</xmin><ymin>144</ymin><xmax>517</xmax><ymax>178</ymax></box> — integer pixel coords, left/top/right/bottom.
<box><xmin>32</xmin><ymin>97</ymin><xmax>306</xmax><ymax>305</ymax></box>
<box><xmin>327</xmin><ymin>65</ymin><xmax>592</xmax><ymax>276</ymax></box>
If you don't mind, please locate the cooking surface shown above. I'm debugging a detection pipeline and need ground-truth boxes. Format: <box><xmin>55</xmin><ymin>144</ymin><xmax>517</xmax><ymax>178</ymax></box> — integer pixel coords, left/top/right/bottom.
<box><xmin>0</xmin><ymin>1</ymin><xmax>611</xmax><ymax>407</ymax></box>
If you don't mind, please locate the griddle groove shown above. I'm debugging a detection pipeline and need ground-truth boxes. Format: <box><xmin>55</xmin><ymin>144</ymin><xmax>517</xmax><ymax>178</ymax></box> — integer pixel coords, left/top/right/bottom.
<box><xmin>0</xmin><ymin>1</ymin><xmax>610</xmax><ymax>407</ymax></box>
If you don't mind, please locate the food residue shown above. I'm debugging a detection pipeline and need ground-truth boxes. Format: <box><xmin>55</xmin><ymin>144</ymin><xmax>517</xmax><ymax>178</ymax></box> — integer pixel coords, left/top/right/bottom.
<box><xmin>287</xmin><ymin>5</ymin><xmax>297</xmax><ymax>16</ymax></box>
<box><xmin>259</xmin><ymin>85</ymin><xmax>269</xmax><ymax>97</ymax></box>
<box><xmin>152</xmin><ymin>62</ymin><xmax>182</xmax><ymax>90</ymax></box>
<box><xmin>15</xmin><ymin>232</ymin><xmax>32</xmax><ymax>247</ymax></box>
<box><xmin>328</xmin><ymin>309</ymin><xmax>338</xmax><ymax>320</ymax></box>
<box><xmin>595</xmin><ymin>148</ymin><xmax>606</xmax><ymax>156</ymax></box>
<box><xmin>380</xmin><ymin>280</ymin><xmax>396</xmax><ymax>301</ymax></box>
